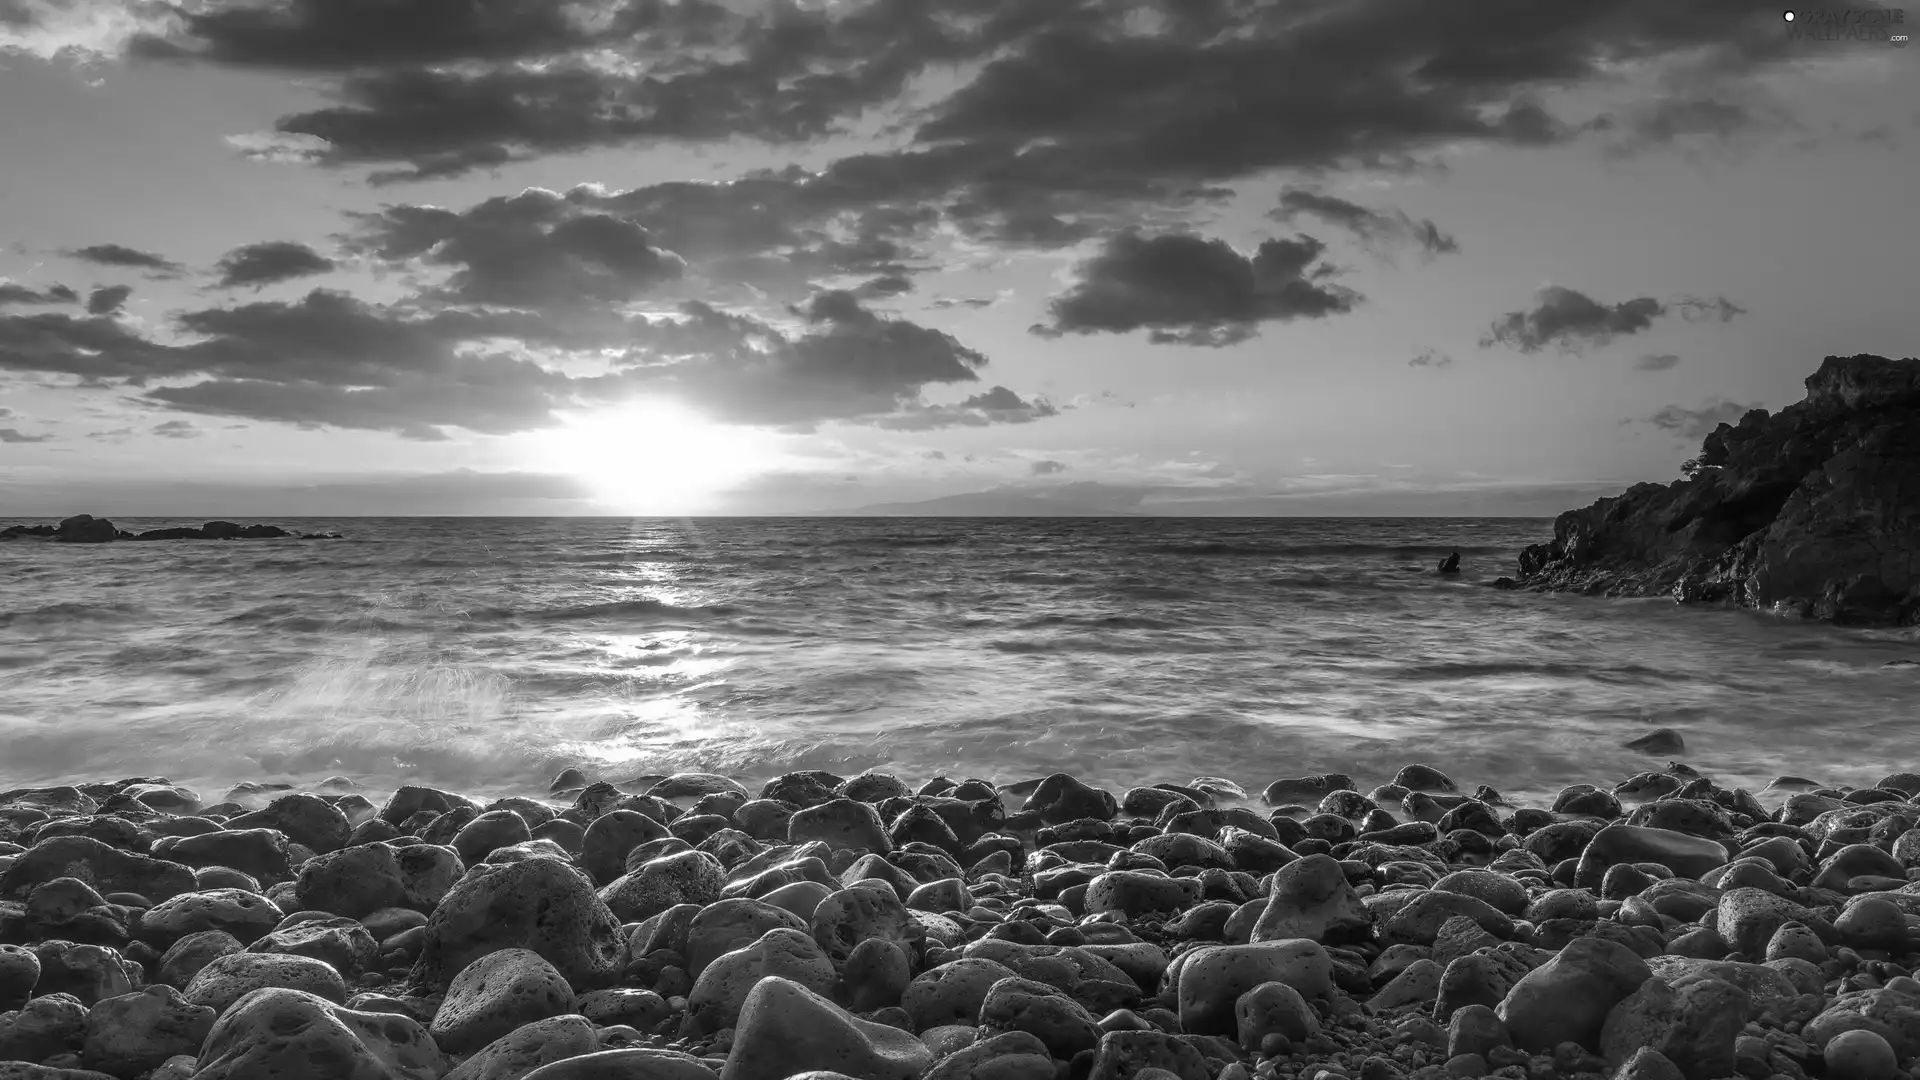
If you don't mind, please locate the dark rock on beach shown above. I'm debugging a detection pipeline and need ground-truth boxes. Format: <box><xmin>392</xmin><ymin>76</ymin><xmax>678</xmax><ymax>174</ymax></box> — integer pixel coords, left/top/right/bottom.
<box><xmin>1509</xmin><ymin>354</ymin><xmax>1920</xmax><ymax>625</ymax></box>
<box><xmin>2</xmin><ymin>764</ymin><xmax>1919</xmax><ymax>1080</ymax></box>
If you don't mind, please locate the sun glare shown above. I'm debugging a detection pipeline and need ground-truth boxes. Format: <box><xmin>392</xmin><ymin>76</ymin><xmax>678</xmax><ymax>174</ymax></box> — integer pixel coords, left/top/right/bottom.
<box><xmin>528</xmin><ymin>399</ymin><xmax>786</xmax><ymax>515</ymax></box>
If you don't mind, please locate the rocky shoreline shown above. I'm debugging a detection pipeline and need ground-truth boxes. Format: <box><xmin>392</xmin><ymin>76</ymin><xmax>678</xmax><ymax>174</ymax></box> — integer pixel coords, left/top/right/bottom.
<box><xmin>0</xmin><ymin>515</ymin><xmax>342</xmax><ymax>543</ymax></box>
<box><xmin>1501</xmin><ymin>354</ymin><xmax>1920</xmax><ymax>626</ymax></box>
<box><xmin>2</xmin><ymin>763</ymin><xmax>1917</xmax><ymax>1080</ymax></box>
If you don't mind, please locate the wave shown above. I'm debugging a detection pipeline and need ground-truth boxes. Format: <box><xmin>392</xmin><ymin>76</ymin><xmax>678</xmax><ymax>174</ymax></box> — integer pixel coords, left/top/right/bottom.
<box><xmin>1139</xmin><ymin>542</ymin><xmax>1511</xmax><ymax>558</ymax></box>
<box><xmin>530</xmin><ymin>599</ymin><xmax>739</xmax><ymax>623</ymax></box>
<box><xmin>1012</xmin><ymin>613</ymin><xmax>1177</xmax><ymax>631</ymax></box>
<box><xmin>1383</xmin><ymin>660</ymin><xmax>1672</xmax><ymax>683</ymax></box>
<box><xmin>0</xmin><ymin>601</ymin><xmax>150</xmax><ymax>628</ymax></box>
<box><xmin>818</xmin><ymin>535</ymin><xmax>962</xmax><ymax>549</ymax></box>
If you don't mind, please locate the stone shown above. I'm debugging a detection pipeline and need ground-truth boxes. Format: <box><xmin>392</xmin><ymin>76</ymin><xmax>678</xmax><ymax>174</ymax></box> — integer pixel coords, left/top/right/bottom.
<box><xmin>430</xmin><ymin>948</ymin><xmax>578</xmax><ymax>1056</ymax></box>
<box><xmin>978</xmin><ymin>976</ymin><xmax>1100</xmax><ymax>1058</ymax></box>
<box><xmin>452</xmin><ymin>810</ymin><xmax>534</xmax><ymax>867</ymax></box>
<box><xmin>1823</xmin><ymin>1029</ymin><xmax>1900</xmax><ymax>1080</ymax></box>
<box><xmin>1575</xmin><ymin>825</ymin><xmax>1731</xmax><ymax>888</ymax></box>
<box><xmin>598</xmin><ymin>850</ymin><xmax>725</xmax><ymax>922</ymax></box>
<box><xmin>1371</xmin><ymin>958</ymin><xmax>1443</xmax><ymax>1010</ymax></box>
<box><xmin>295</xmin><ymin>843</ymin><xmax>409</xmax><ymax>918</ymax></box>
<box><xmin>810</xmin><ymin>885</ymin><xmax>918</xmax><ymax>969</ymax></box>
<box><xmin>1833</xmin><ymin>897</ymin><xmax>1909</xmax><ymax>951</ymax></box>
<box><xmin>1717</xmin><ymin>888</ymin><xmax>1822</xmax><ymax>958</ymax></box>
<box><xmin>1235</xmin><ymin>980</ymin><xmax>1319</xmax><ymax>1049</ymax></box>
<box><xmin>579</xmin><ymin>811</ymin><xmax>669</xmax><ymax>887</ymax></box>
<box><xmin>153</xmin><ymin>828</ymin><xmax>293</xmax><ymax>885</ymax></box>
<box><xmin>1083</xmin><ymin>871</ymin><xmax>1203</xmax><ymax>918</ymax></box>
<box><xmin>0</xmin><ymin>946</ymin><xmax>39</xmax><ymax>1011</ymax></box>
<box><xmin>249</xmin><ymin>914</ymin><xmax>380</xmax><ymax>976</ymax></box>
<box><xmin>224</xmin><ymin>794</ymin><xmax>352</xmax><ymax>854</ymax></box>
<box><xmin>1432</xmin><ymin>870</ymin><xmax>1530</xmax><ymax>917</ymax></box>
<box><xmin>1085</xmin><ymin>1029</ymin><xmax>1213</xmax><ymax>1080</ymax></box>
<box><xmin>684</xmin><ymin>898</ymin><xmax>810</xmax><ymax>976</ymax></box>
<box><xmin>410</xmin><ymin>857</ymin><xmax>624</xmax><ymax>992</ymax></box>
<box><xmin>901</xmin><ymin>958</ymin><xmax>1019</xmax><ymax>1031</ymax></box>
<box><xmin>1251</xmin><ymin>853</ymin><xmax>1371</xmax><ymax>945</ymax></box>
<box><xmin>444</xmin><ymin>1014</ymin><xmax>599</xmax><ymax>1080</ymax></box>
<box><xmin>842</xmin><ymin>937</ymin><xmax>912</xmax><ymax>1012</ymax></box>
<box><xmin>138</xmin><ymin>887</ymin><xmax>284</xmax><ymax>945</ymax></box>
<box><xmin>192</xmin><ymin>987</ymin><xmax>448</xmax><ymax>1080</ymax></box>
<box><xmin>1614</xmin><ymin>1047</ymin><xmax>1688</xmax><ymax>1080</ymax></box>
<box><xmin>184</xmin><ymin>951</ymin><xmax>349</xmax><ymax>1013</ymax></box>
<box><xmin>522</xmin><ymin>1048</ymin><xmax>718</xmax><ymax>1080</ymax></box>
<box><xmin>79</xmin><ymin>984</ymin><xmax>216</xmax><ymax>1078</ymax></box>
<box><xmin>0</xmin><ymin>993</ymin><xmax>89</xmax><ymax>1064</ymax></box>
<box><xmin>1379</xmin><ymin>889</ymin><xmax>1512</xmax><ymax>947</ymax></box>
<box><xmin>576</xmin><ymin>988</ymin><xmax>669</xmax><ymax>1030</ymax></box>
<box><xmin>922</xmin><ymin>1030</ymin><xmax>1056</xmax><ymax>1080</ymax></box>
<box><xmin>1803</xmin><ymin>986</ymin><xmax>1920</xmax><ymax>1059</ymax></box>
<box><xmin>1495</xmin><ymin>935</ymin><xmax>1652</xmax><ymax>1053</ymax></box>
<box><xmin>1176</xmin><ymin>940</ymin><xmax>1333</xmax><ymax>1036</ymax></box>
<box><xmin>1446</xmin><ymin>1004</ymin><xmax>1510</xmax><ymax>1060</ymax></box>
<box><xmin>1598</xmin><ymin>975</ymin><xmax>1751</xmax><ymax>1080</ymax></box>
<box><xmin>0</xmin><ymin>837</ymin><xmax>195</xmax><ymax>902</ymax></box>
<box><xmin>155</xmin><ymin>929</ymin><xmax>243</xmax><ymax>989</ymax></box>
<box><xmin>684</xmin><ymin>927</ymin><xmax>836</xmax><ymax>1035</ymax></box>
<box><xmin>28</xmin><ymin>942</ymin><xmax>131</xmax><ymax>1006</ymax></box>
<box><xmin>719</xmin><ymin>976</ymin><xmax>933</xmax><ymax>1080</ymax></box>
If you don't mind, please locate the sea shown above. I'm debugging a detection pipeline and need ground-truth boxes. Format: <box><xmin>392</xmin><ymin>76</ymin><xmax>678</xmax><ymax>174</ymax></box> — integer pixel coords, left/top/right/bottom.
<box><xmin>2</xmin><ymin>516</ymin><xmax>1916</xmax><ymax>808</ymax></box>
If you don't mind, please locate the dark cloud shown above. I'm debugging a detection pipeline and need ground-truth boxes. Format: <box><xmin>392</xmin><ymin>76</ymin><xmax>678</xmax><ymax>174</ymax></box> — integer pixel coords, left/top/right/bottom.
<box><xmin>1030</xmin><ymin>459</ymin><xmax>1068</xmax><ymax>476</ymax></box>
<box><xmin>85</xmin><ymin>285</ymin><xmax>132</xmax><ymax>316</ymax></box>
<box><xmin>921</xmin><ymin>450</ymin><xmax>947</xmax><ymax>460</ymax></box>
<box><xmin>214</xmin><ymin>241</ymin><xmax>337</xmax><ymax>288</ymax></box>
<box><xmin>1408</xmin><ymin>347</ymin><xmax>1454</xmax><ymax>368</ymax></box>
<box><xmin>1033</xmin><ymin>230</ymin><xmax>1357</xmax><ymax>347</ymax></box>
<box><xmin>1272</xmin><ymin>189</ymin><xmax>1460</xmax><ymax>259</ymax></box>
<box><xmin>122</xmin><ymin>0</ymin><xmax>1796</xmax><ymax>216</ymax></box>
<box><xmin>1</xmin><ymin>280</ymin><xmax>1008</xmax><ymax>438</ymax></box>
<box><xmin>66</xmin><ymin>244</ymin><xmax>183</xmax><ymax>273</ymax></box>
<box><xmin>931</xmin><ymin>296</ymin><xmax>999</xmax><ymax>310</ymax></box>
<box><xmin>128</xmin><ymin>0</ymin><xmax>696</xmax><ymax>70</ymax></box>
<box><xmin>0</xmin><ymin>282</ymin><xmax>76</xmax><ymax>306</ymax></box>
<box><xmin>151</xmin><ymin>420</ymin><xmax>201</xmax><ymax>439</ymax></box>
<box><xmin>855</xmin><ymin>274</ymin><xmax>914</xmax><ymax>299</ymax></box>
<box><xmin>0</xmin><ymin>428</ymin><xmax>53</xmax><ymax>443</ymax></box>
<box><xmin>869</xmin><ymin>385</ymin><xmax>1059</xmax><ymax>431</ymax></box>
<box><xmin>1645</xmin><ymin>400</ymin><xmax>1762</xmax><ymax>439</ymax></box>
<box><xmin>1481</xmin><ymin>285</ymin><xmax>1745</xmax><ymax>354</ymax></box>
<box><xmin>1636</xmin><ymin>352</ymin><xmax>1681</xmax><ymax>371</ymax></box>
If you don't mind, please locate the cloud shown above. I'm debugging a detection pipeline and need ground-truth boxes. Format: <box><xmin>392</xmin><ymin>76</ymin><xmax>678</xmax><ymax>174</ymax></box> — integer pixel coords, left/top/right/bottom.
<box><xmin>85</xmin><ymin>285</ymin><xmax>131</xmax><ymax>315</ymax></box>
<box><xmin>1644</xmin><ymin>399</ymin><xmax>1762</xmax><ymax>439</ymax></box>
<box><xmin>1030</xmin><ymin>459</ymin><xmax>1068</xmax><ymax>476</ymax></box>
<box><xmin>1408</xmin><ymin>346</ymin><xmax>1454</xmax><ymax>368</ymax></box>
<box><xmin>213</xmin><ymin>241</ymin><xmax>336</xmax><ymax>288</ymax></box>
<box><xmin>0</xmin><ymin>427</ymin><xmax>53</xmax><ymax>443</ymax></box>
<box><xmin>1032</xmin><ymin>230</ymin><xmax>1357</xmax><ymax>347</ymax></box>
<box><xmin>1481</xmin><ymin>285</ymin><xmax>1745</xmax><ymax>354</ymax></box>
<box><xmin>1</xmin><ymin>277</ymin><xmax>1016</xmax><ymax>438</ymax></box>
<box><xmin>66</xmin><ymin>243</ymin><xmax>183</xmax><ymax>273</ymax></box>
<box><xmin>150</xmin><ymin>419</ymin><xmax>200</xmax><ymax>439</ymax></box>
<box><xmin>920</xmin><ymin>450</ymin><xmax>946</xmax><ymax>460</ymax></box>
<box><xmin>1636</xmin><ymin>352</ymin><xmax>1681</xmax><ymax>371</ymax></box>
<box><xmin>96</xmin><ymin>0</ymin><xmax>1802</xmax><ymax>208</ymax></box>
<box><xmin>930</xmin><ymin>296</ymin><xmax>999</xmax><ymax>310</ymax></box>
<box><xmin>1271</xmin><ymin>189</ymin><xmax>1460</xmax><ymax>259</ymax></box>
<box><xmin>0</xmin><ymin>281</ymin><xmax>77</xmax><ymax>306</ymax></box>
<box><xmin>868</xmin><ymin>385</ymin><xmax>1060</xmax><ymax>431</ymax></box>
<box><xmin>855</xmin><ymin>274</ymin><xmax>913</xmax><ymax>299</ymax></box>
<box><xmin>0</xmin><ymin>0</ymin><xmax>182</xmax><ymax>60</ymax></box>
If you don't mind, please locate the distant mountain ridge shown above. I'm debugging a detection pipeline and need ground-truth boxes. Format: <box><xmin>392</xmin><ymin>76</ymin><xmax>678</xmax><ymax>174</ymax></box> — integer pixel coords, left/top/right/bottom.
<box><xmin>818</xmin><ymin>488</ymin><xmax>1143</xmax><ymax>517</ymax></box>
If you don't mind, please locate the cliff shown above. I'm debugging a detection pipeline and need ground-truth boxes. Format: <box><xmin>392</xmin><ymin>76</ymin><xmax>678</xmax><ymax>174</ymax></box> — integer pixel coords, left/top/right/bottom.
<box><xmin>1504</xmin><ymin>353</ymin><xmax>1920</xmax><ymax>626</ymax></box>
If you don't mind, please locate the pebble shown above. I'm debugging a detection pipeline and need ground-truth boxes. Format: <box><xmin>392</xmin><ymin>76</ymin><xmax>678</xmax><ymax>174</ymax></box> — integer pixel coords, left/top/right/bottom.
<box><xmin>0</xmin><ymin>762</ymin><xmax>1915</xmax><ymax>1080</ymax></box>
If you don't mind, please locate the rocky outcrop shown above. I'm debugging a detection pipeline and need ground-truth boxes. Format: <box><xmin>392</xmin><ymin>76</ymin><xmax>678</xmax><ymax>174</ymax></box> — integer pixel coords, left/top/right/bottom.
<box><xmin>0</xmin><ymin>516</ymin><xmax>341</xmax><ymax>542</ymax></box>
<box><xmin>1504</xmin><ymin>354</ymin><xmax>1920</xmax><ymax>625</ymax></box>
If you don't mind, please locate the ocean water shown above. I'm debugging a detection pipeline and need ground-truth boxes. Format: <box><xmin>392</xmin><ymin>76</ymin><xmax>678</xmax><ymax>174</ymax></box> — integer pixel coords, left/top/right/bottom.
<box><xmin>1</xmin><ymin>516</ymin><xmax>1915</xmax><ymax>807</ymax></box>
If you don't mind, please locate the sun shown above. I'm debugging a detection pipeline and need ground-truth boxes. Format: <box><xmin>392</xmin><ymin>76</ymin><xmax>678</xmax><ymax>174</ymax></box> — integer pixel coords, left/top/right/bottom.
<box><xmin>526</xmin><ymin>398</ymin><xmax>786</xmax><ymax>515</ymax></box>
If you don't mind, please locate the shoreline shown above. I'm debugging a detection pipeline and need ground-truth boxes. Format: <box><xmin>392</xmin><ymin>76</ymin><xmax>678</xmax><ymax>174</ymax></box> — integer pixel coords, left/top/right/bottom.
<box><xmin>3</xmin><ymin>762</ymin><xmax>1919</xmax><ymax>1080</ymax></box>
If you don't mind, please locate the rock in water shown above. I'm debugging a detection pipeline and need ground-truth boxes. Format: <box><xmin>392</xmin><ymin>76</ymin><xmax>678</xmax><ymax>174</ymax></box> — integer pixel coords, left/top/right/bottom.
<box><xmin>1438</xmin><ymin>551</ymin><xmax>1461</xmax><ymax>574</ymax></box>
<box><xmin>1509</xmin><ymin>353</ymin><xmax>1920</xmax><ymax>626</ymax></box>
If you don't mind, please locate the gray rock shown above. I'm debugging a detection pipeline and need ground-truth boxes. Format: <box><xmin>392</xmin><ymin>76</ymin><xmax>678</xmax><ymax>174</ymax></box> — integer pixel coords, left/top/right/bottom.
<box><xmin>430</xmin><ymin>948</ymin><xmax>578</xmax><ymax>1057</ymax></box>
<box><xmin>192</xmin><ymin>987</ymin><xmax>447</xmax><ymax>1080</ymax></box>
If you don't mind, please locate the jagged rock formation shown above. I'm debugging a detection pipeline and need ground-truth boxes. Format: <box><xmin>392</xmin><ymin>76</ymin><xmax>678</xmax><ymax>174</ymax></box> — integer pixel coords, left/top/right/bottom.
<box><xmin>0</xmin><ymin>515</ymin><xmax>342</xmax><ymax>542</ymax></box>
<box><xmin>1503</xmin><ymin>354</ymin><xmax>1920</xmax><ymax>626</ymax></box>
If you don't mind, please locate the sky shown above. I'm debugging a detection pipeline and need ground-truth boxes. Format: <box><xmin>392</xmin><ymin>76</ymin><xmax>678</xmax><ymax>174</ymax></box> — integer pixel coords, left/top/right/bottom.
<box><xmin>0</xmin><ymin>0</ymin><xmax>1914</xmax><ymax>517</ymax></box>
